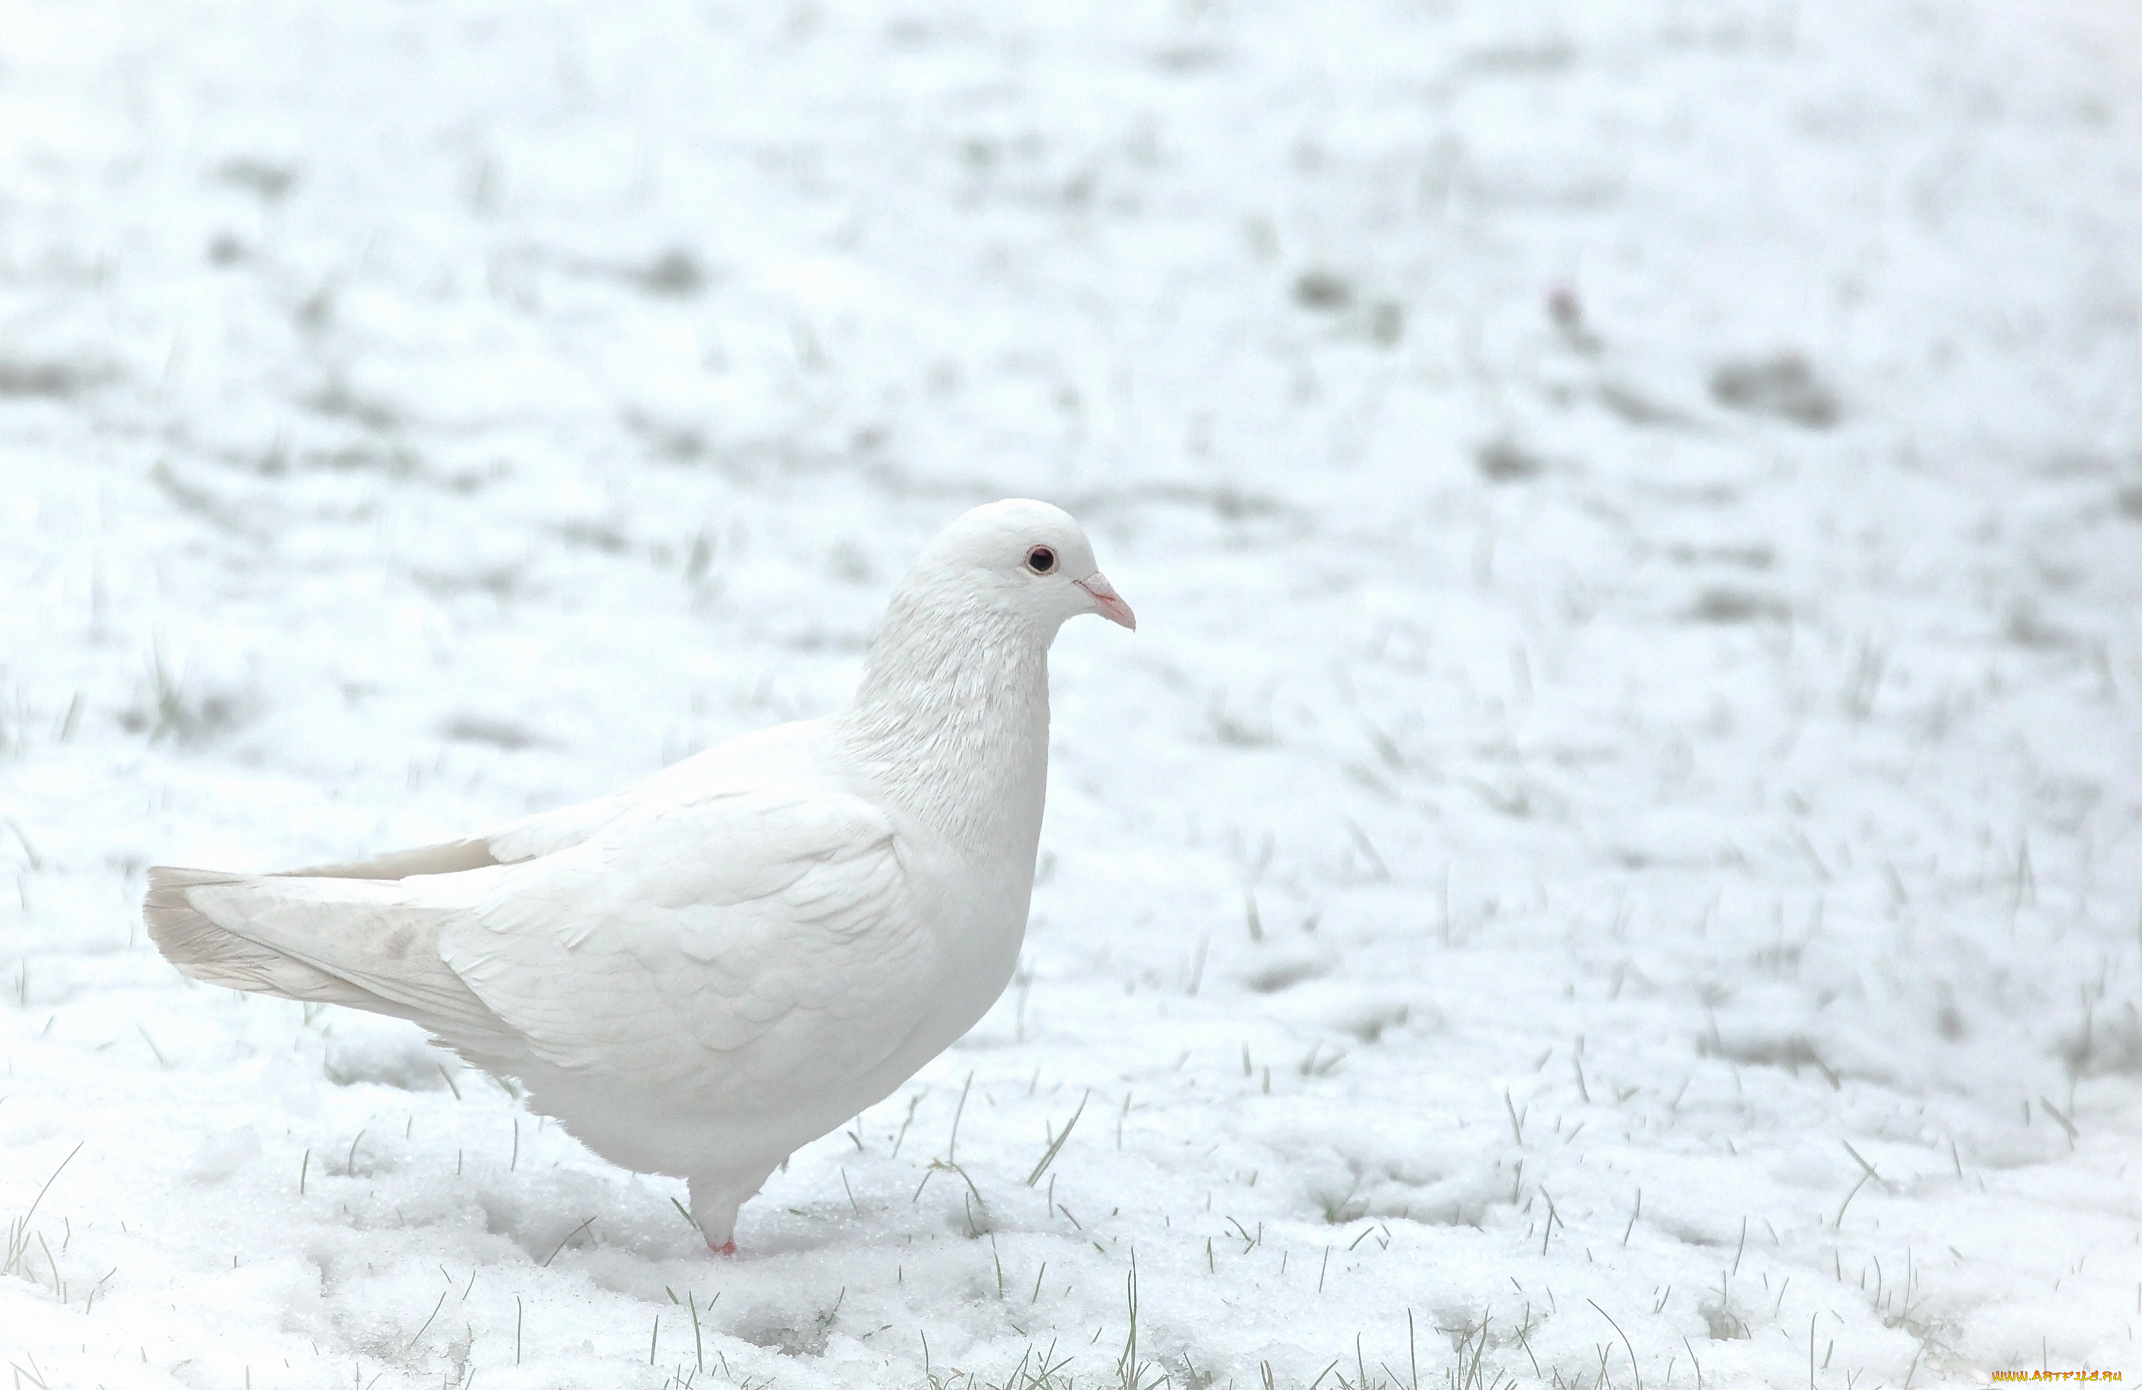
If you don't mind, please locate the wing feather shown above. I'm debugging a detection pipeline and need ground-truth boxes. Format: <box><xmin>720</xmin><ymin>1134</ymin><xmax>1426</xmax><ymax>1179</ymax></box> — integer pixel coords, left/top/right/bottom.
<box><xmin>437</xmin><ymin>784</ymin><xmax>929</xmax><ymax>1093</ymax></box>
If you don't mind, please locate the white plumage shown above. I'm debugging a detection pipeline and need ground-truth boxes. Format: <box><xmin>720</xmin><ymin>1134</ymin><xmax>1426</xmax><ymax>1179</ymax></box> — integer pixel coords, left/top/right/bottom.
<box><xmin>144</xmin><ymin>499</ymin><xmax>1134</xmax><ymax>1252</ymax></box>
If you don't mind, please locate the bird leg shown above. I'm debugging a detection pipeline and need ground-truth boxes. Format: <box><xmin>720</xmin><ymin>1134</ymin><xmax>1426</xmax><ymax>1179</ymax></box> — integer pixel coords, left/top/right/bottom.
<box><xmin>687</xmin><ymin>1171</ymin><xmax>760</xmax><ymax>1255</ymax></box>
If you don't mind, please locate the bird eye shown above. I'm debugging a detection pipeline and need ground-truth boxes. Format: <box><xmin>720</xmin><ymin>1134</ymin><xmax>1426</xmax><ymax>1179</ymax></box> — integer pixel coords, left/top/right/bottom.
<box><xmin>1026</xmin><ymin>546</ymin><xmax>1057</xmax><ymax>574</ymax></box>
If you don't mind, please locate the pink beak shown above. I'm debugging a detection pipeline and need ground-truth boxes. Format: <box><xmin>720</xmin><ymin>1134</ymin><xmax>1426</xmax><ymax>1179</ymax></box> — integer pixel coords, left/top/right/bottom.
<box><xmin>1075</xmin><ymin>573</ymin><xmax>1137</xmax><ymax>630</ymax></box>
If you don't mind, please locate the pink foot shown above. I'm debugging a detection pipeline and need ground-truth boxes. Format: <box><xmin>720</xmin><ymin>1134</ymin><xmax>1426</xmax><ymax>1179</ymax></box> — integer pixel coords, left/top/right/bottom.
<box><xmin>708</xmin><ymin>1239</ymin><xmax>737</xmax><ymax>1257</ymax></box>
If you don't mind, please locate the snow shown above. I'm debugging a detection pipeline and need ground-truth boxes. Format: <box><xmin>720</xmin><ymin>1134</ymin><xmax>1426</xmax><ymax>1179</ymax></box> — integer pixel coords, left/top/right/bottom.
<box><xmin>2</xmin><ymin>0</ymin><xmax>2140</xmax><ymax>1384</ymax></box>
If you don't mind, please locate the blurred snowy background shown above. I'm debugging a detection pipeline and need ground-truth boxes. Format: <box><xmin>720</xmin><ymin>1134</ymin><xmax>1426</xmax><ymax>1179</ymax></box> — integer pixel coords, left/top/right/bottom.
<box><xmin>3</xmin><ymin>0</ymin><xmax>2140</xmax><ymax>1384</ymax></box>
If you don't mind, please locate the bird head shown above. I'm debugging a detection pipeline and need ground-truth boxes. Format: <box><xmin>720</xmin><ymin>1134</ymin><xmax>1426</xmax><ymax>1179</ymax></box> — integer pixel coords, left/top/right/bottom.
<box><xmin>909</xmin><ymin>499</ymin><xmax>1136</xmax><ymax>634</ymax></box>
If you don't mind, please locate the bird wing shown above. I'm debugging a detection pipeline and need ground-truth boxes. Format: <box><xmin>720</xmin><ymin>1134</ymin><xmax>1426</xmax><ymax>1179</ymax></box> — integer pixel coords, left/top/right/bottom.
<box><xmin>436</xmin><ymin>782</ymin><xmax>933</xmax><ymax>1093</ymax></box>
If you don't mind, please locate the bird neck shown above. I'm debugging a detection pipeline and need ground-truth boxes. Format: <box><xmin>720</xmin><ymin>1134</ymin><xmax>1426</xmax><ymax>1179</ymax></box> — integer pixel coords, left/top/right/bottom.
<box><xmin>835</xmin><ymin>593</ymin><xmax>1053</xmax><ymax>858</ymax></box>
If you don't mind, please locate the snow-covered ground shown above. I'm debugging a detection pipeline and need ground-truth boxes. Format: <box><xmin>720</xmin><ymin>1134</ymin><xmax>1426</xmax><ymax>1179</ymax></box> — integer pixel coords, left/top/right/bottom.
<box><xmin>3</xmin><ymin>0</ymin><xmax>2140</xmax><ymax>1384</ymax></box>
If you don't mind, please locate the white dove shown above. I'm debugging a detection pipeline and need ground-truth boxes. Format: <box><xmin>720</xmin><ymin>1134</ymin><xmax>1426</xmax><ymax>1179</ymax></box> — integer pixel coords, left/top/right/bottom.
<box><xmin>145</xmin><ymin>498</ymin><xmax>1134</xmax><ymax>1253</ymax></box>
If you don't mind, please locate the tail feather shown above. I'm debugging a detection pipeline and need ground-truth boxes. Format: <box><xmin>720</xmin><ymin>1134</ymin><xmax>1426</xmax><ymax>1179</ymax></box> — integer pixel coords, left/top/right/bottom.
<box><xmin>145</xmin><ymin>866</ymin><xmax>385</xmax><ymax>1008</ymax></box>
<box><xmin>144</xmin><ymin>867</ymin><xmax>523</xmax><ymax>1074</ymax></box>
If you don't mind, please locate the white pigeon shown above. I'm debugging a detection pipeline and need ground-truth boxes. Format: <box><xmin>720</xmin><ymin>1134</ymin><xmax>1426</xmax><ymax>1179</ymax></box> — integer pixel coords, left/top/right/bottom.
<box><xmin>145</xmin><ymin>498</ymin><xmax>1134</xmax><ymax>1253</ymax></box>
